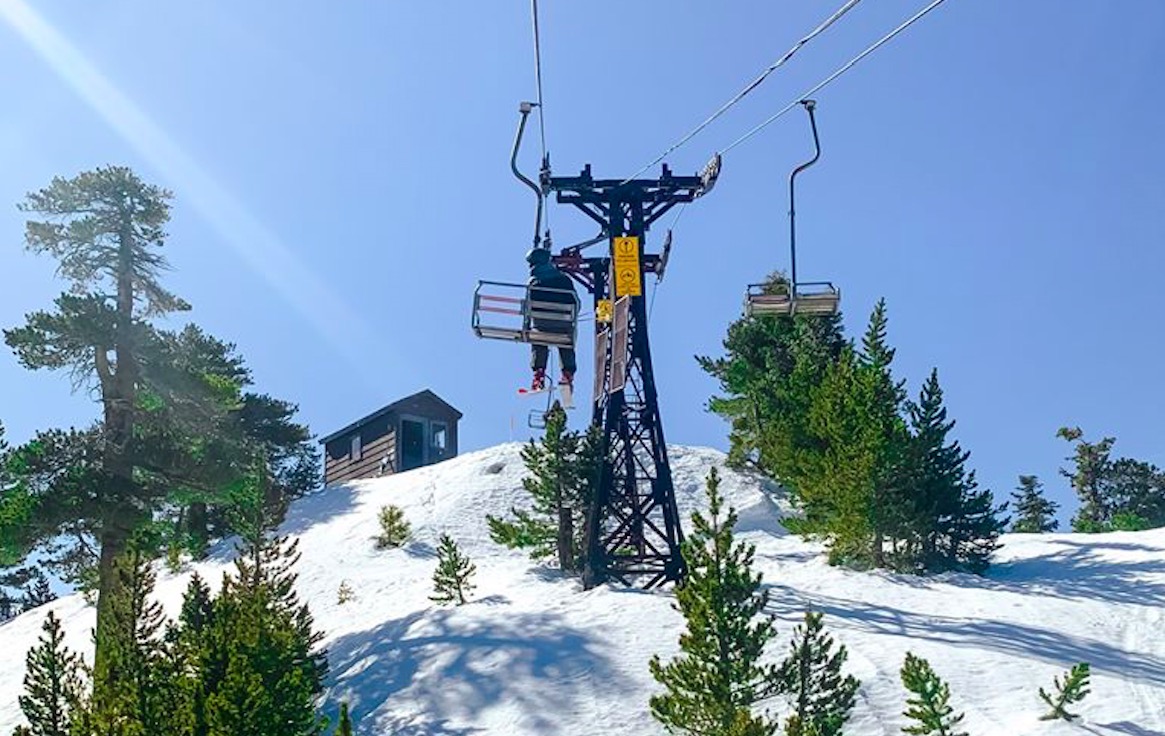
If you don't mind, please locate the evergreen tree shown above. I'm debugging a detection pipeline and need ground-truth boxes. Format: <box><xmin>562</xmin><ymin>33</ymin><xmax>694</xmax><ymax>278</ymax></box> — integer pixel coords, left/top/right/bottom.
<box><xmin>374</xmin><ymin>504</ymin><xmax>411</xmax><ymax>549</ymax></box>
<box><xmin>648</xmin><ymin>468</ymin><xmax>779</xmax><ymax>736</ymax></box>
<box><xmin>84</xmin><ymin>545</ymin><xmax>182</xmax><ymax>734</ymax></box>
<box><xmin>430</xmin><ymin>534</ymin><xmax>476</xmax><ymax>606</ymax></box>
<box><xmin>17</xmin><ymin>610</ymin><xmax>85</xmax><ymax>736</ymax></box>
<box><xmin>1104</xmin><ymin>458</ymin><xmax>1165</xmax><ymax>530</ymax></box>
<box><xmin>174</xmin><ymin>572</ymin><xmax>217</xmax><ymax>736</ymax></box>
<box><xmin>204</xmin><ymin>530</ymin><xmax>329</xmax><ymax>736</ymax></box>
<box><xmin>3</xmin><ymin>167</ymin><xmax>188</xmax><ymax>693</ymax></box>
<box><xmin>899</xmin><ymin>653</ymin><xmax>966</xmax><ymax>736</ymax></box>
<box><xmin>773</xmin><ymin>612</ymin><xmax>859</xmax><ymax>736</ymax></box>
<box><xmin>487</xmin><ymin>404</ymin><xmax>598</xmax><ymax>573</ymax></box>
<box><xmin>0</xmin><ymin>588</ymin><xmax>16</xmax><ymax>620</ymax></box>
<box><xmin>945</xmin><ymin>472</ymin><xmax>1007</xmax><ymax>575</ymax></box>
<box><xmin>334</xmin><ymin>701</ymin><xmax>353</xmax><ymax>736</ymax></box>
<box><xmin>1009</xmin><ymin>475</ymin><xmax>1059</xmax><ymax>533</ymax></box>
<box><xmin>1038</xmin><ymin>662</ymin><xmax>1090</xmax><ymax>721</ymax></box>
<box><xmin>22</xmin><ymin>570</ymin><xmax>57</xmax><ymax>611</ymax></box>
<box><xmin>906</xmin><ymin>371</ymin><xmax>1006</xmax><ymax>574</ymax></box>
<box><xmin>1057</xmin><ymin>427</ymin><xmax>1115</xmax><ymax>531</ymax></box>
<box><xmin>697</xmin><ymin>271</ymin><xmax>845</xmax><ymax>481</ymax></box>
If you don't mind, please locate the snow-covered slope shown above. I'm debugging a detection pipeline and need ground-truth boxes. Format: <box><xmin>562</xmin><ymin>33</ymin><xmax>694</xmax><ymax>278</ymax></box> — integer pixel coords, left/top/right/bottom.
<box><xmin>1</xmin><ymin>444</ymin><xmax>1163</xmax><ymax>735</ymax></box>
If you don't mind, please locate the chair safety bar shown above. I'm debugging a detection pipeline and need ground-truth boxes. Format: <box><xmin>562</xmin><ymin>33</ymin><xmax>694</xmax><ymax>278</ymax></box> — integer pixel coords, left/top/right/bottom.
<box><xmin>745</xmin><ymin>281</ymin><xmax>840</xmax><ymax>317</ymax></box>
<box><xmin>472</xmin><ymin>280</ymin><xmax>579</xmax><ymax>347</ymax></box>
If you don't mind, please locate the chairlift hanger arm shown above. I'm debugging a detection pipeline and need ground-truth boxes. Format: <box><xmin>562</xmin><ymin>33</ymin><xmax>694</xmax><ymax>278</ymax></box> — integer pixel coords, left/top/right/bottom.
<box><xmin>511</xmin><ymin>102</ymin><xmax>545</xmax><ymax>248</ymax></box>
<box><xmin>788</xmin><ymin>99</ymin><xmax>821</xmax><ymax>288</ymax></box>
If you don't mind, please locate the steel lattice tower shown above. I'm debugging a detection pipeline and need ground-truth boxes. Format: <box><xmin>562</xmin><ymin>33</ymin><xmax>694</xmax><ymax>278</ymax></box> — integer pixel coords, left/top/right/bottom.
<box><xmin>547</xmin><ymin>163</ymin><xmax>711</xmax><ymax>589</ymax></box>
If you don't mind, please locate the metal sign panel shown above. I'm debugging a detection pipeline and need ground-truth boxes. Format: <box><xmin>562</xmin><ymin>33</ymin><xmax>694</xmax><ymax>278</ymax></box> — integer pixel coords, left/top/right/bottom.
<box><xmin>593</xmin><ymin>328</ymin><xmax>608</xmax><ymax>404</ymax></box>
<box><xmin>612</xmin><ymin>236</ymin><xmax>642</xmax><ymax>297</ymax></box>
<box><xmin>609</xmin><ymin>296</ymin><xmax>631</xmax><ymax>394</ymax></box>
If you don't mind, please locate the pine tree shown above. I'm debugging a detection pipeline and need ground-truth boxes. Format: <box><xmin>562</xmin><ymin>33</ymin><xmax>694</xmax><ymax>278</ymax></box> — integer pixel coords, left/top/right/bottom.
<box><xmin>1009</xmin><ymin>475</ymin><xmax>1059</xmax><ymax>533</ymax></box>
<box><xmin>697</xmin><ymin>270</ymin><xmax>846</xmax><ymax>482</ymax></box>
<box><xmin>899</xmin><ymin>653</ymin><xmax>966</xmax><ymax>736</ymax></box>
<box><xmin>374</xmin><ymin>504</ymin><xmax>411</xmax><ymax>549</ymax></box>
<box><xmin>906</xmin><ymin>371</ymin><xmax>1006</xmax><ymax>574</ymax></box>
<box><xmin>430</xmin><ymin>534</ymin><xmax>476</xmax><ymax>606</ymax></box>
<box><xmin>773</xmin><ymin>611</ymin><xmax>859</xmax><ymax>736</ymax></box>
<box><xmin>1057</xmin><ymin>427</ymin><xmax>1115</xmax><ymax>531</ymax></box>
<box><xmin>17</xmin><ymin>610</ymin><xmax>85</xmax><ymax>736</ymax></box>
<box><xmin>204</xmin><ymin>532</ymin><xmax>329</xmax><ymax>736</ymax></box>
<box><xmin>22</xmin><ymin>570</ymin><xmax>56</xmax><ymax>611</ymax></box>
<box><xmin>946</xmin><ymin>472</ymin><xmax>1007</xmax><ymax>575</ymax></box>
<box><xmin>487</xmin><ymin>404</ymin><xmax>597</xmax><ymax>572</ymax></box>
<box><xmin>174</xmin><ymin>572</ymin><xmax>216</xmax><ymax>736</ymax></box>
<box><xmin>648</xmin><ymin>467</ymin><xmax>779</xmax><ymax>736</ymax></box>
<box><xmin>334</xmin><ymin>701</ymin><xmax>353</xmax><ymax>736</ymax></box>
<box><xmin>84</xmin><ymin>545</ymin><xmax>183</xmax><ymax>734</ymax></box>
<box><xmin>0</xmin><ymin>588</ymin><xmax>16</xmax><ymax>620</ymax></box>
<box><xmin>1038</xmin><ymin>662</ymin><xmax>1090</xmax><ymax>721</ymax></box>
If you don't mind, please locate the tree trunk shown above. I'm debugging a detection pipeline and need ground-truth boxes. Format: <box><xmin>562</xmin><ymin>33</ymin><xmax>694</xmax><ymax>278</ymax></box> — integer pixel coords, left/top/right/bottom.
<box><xmin>92</xmin><ymin>521</ymin><xmax>128</xmax><ymax>702</ymax></box>
<box><xmin>187</xmin><ymin>502</ymin><xmax>209</xmax><ymax>557</ymax></box>
<box><xmin>557</xmin><ymin>506</ymin><xmax>574</xmax><ymax>572</ymax></box>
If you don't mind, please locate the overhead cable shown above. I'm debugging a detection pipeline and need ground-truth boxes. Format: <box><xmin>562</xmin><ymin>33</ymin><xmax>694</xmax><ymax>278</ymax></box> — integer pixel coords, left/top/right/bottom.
<box><xmin>622</xmin><ymin>0</ymin><xmax>864</xmax><ymax>182</ymax></box>
<box><xmin>720</xmin><ymin>0</ymin><xmax>949</xmax><ymax>155</ymax></box>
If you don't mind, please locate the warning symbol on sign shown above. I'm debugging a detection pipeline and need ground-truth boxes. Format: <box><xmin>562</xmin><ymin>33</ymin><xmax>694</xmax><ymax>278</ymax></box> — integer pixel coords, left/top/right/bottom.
<box><xmin>595</xmin><ymin>299</ymin><xmax>613</xmax><ymax>323</ymax></box>
<box><xmin>612</xmin><ymin>236</ymin><xmax>642</xmax><ymax>297</ymax></box>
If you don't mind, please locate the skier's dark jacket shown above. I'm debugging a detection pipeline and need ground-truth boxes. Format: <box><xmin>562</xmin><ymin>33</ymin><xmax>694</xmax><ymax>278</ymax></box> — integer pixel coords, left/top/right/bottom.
<box><xmin>528</xmin><ymin>261</ymin><xmax>576</xmax><ymax>331</ymax></box>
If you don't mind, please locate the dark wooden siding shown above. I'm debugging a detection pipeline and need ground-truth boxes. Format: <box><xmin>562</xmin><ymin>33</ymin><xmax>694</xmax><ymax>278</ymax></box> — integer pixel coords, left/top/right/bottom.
<box><xmin>324</xmin><ymin>415</ymin><xmax>397</xmax><ymax>485</ymax></box>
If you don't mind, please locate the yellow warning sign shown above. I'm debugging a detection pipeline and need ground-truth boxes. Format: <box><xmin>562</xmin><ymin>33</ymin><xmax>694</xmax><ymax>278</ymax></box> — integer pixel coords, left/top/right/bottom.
<box><xmin>612</xmin><ymin>236</ymin><xmax>642</xmax><ymax>297</ymax></box>
<box><xmin>595</xmin><ymin>299</ymin><xmax>613</xmax><ymax>323</ymax></box>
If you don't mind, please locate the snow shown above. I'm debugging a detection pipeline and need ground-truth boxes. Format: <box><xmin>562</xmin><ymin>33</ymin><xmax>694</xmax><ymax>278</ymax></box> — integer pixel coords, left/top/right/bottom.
<box><xmin>1</xmin><ymin>443</ymin><xmax>1163</xmax><ymax>735</ymax></box>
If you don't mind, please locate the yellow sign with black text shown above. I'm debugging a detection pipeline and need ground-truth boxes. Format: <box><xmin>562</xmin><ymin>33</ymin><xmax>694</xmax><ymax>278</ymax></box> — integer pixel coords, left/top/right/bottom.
<box><xmin>612</xmin><ymin>236</ymin><xmax>642</xmax><ymax>297</ymax></box>
<box><xmin>596</xmin><ymin>299</ymin><xmax>613</xmax><ymax>323</ymax></box>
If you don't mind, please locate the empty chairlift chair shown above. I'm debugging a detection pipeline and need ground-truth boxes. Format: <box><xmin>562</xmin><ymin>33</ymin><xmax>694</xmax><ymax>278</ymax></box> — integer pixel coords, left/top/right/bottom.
<box><xmin>745</xmin><ymin>280</ymin><xmax>840</xmax><ymax>317</ymax></box>
<box><xmin>744</xmin><ymin>99</ymin><xmax>841</xmax><ymax>320</ymax></box>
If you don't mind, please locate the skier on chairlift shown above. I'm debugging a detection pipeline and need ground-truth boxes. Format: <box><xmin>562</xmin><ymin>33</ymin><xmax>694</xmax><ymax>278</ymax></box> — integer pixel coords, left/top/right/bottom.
<box><xmin>526</xmin><ymin>247</ymin><xmax>577</xmax><ymax>392</ymax></box>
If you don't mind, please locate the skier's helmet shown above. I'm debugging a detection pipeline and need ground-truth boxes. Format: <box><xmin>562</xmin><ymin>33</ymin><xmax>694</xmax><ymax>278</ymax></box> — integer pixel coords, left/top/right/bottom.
<box><xmin>526</xmin><ymin>247</ymin><xmax>551</xmax><ymax>266</ymax></box>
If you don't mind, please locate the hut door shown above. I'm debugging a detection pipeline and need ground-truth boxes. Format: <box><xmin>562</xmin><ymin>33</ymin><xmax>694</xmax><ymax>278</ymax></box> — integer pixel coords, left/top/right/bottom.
<box><xmin>400</xmin><ymin>419</ymin><xmax>426</xmax><ymax>471</ymax></box>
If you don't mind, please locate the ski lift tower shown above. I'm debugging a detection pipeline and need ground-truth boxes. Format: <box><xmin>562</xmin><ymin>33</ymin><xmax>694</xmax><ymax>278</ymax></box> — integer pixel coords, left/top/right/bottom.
<box><xmin>546</xmin><ymin>159</ymin><xmax>719</xmax><ymax>589</ymax></box>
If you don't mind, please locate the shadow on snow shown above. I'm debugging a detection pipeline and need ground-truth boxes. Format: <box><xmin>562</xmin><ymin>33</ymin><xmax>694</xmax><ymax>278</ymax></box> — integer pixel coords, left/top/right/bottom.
<box><xmin>321</xmin><ymin>606</ymin><xmax>628</xmax><ymax>734</ymax></box>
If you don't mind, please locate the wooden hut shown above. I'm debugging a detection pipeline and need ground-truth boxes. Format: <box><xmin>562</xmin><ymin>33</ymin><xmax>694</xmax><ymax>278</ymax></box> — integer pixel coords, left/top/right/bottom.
<box><xmin>320</xmin><ymin>389</ymin><xmax>462</xmax><ymax>485</ymax></box>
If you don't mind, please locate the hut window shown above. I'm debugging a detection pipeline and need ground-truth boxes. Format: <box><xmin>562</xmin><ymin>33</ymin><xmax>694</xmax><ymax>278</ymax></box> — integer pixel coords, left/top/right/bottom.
<box><xmin>431</xmin><ymin>423</ymin><xmax>447</xmax><ymax>452</ymax></box>
<box><xmin>351</xmin><ymin>433</ymin><xmax>362</xmax><ymax>460</ymax></box>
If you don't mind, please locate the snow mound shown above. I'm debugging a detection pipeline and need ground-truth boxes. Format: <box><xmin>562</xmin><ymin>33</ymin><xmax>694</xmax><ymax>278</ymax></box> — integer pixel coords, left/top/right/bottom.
<box><xmin>1</xmin><ymin>443</ymin><xmax>1162</xmax><ymax>735</ymax></box>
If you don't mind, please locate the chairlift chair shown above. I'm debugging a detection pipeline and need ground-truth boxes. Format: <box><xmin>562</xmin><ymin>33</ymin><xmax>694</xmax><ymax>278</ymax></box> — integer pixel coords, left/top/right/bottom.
<box><xmin>744</xmin><ymin>99</ymin><xmax>840</xmax><ymax>319</ymax></box>
<box><xmin>472</xmin><ymin>280</ymin><xmax>579</xmax><ymax>347</ymax></box>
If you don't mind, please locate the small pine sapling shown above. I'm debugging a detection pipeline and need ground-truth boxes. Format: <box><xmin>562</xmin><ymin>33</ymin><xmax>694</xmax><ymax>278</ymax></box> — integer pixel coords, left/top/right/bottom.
<box><xmin>900</xmin><ymin>653</ymin><xmax>967</xmax><ymax>736</ymax></box>
<box><xmin>18</xmin><ymin>610</ymin><xmax>86</xmax><ymax>736</ymax></box>
<box><xmin>430</xmin><ymin>534</ymin><xmax>476</xmax><ymax>606</ymax></box>
<box><xmin>375</xmin><ymin>504</ymin><xmax>411</xmax><ymax>549</ymax></box>
<box><xmin>1038</xmin><ymin>662</ymin><xmax>1090</xmax><ymax>721</ymax></box>
<box><xmin>337</xmin><ymin>580</ymin><xmax>356</xmax><ymax>605</ymax></box>
<box><xmin>774</xmin><ymin>611</ymin><xmax>860</xmax><ymax>736</ymax></box>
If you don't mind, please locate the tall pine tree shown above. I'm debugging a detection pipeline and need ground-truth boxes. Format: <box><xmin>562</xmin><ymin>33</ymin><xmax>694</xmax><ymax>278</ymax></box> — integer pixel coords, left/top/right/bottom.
<box><xmin>648</xmin><ymin>467</ymin><xmax>779</xmax><ymax>736</ymax></box>
<box><xmin>17</xmin><ymin>610</ymin><xmax>85</xmax><ymax>736</ymax></box>
<box><xmin>1009</xmin><ymin>475</ymin><xmax>1059</xmax><ymax>533</ymax></box>
<box><xmin>3</xmin><ymin>167</ymin><xmax>188</xmax><ymax>692</ymax></box>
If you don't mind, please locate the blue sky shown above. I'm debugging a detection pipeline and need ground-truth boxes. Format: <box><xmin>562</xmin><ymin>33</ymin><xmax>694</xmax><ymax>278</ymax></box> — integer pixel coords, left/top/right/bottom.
<box><xmin>1</xmin><ymin>1</ymin><xmax>1163</xmax><ymax>523</ymax></box>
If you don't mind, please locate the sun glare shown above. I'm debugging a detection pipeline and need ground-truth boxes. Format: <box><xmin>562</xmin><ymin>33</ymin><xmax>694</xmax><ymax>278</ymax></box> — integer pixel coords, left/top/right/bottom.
<box><xmin>0</xmin><ymin>0</ymin><xmax>405</xmax><ymax>389</ymax></box>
